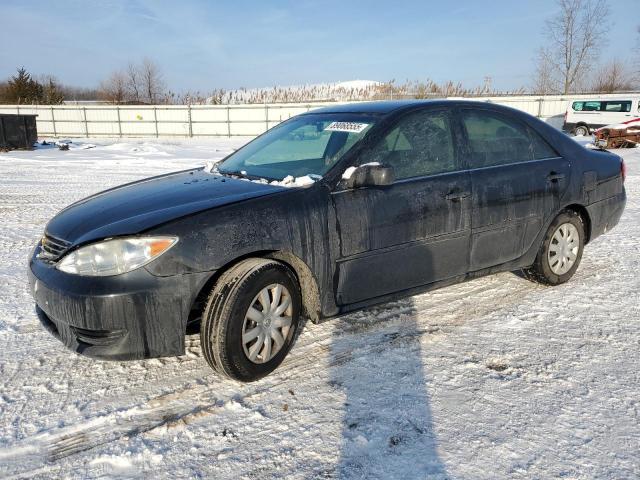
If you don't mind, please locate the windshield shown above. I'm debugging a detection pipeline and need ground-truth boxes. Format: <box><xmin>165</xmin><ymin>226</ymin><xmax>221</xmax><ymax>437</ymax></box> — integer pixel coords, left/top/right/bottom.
<box><xmin>217</xmin><ymin>113</ymin><xmax>377</xmax><ymax>181</ymax></box>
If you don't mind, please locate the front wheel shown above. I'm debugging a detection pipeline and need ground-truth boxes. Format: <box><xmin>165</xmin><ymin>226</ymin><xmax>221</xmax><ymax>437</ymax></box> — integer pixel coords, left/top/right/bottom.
<box><xmin>522</xmin><ymin>210</ymin><xmax>585</xmax><ymax>285</ymax></box>
<box><xmin>200</xmin><ymin>258</ymin><xmax>301</xmax><ymax>382</ymax></box>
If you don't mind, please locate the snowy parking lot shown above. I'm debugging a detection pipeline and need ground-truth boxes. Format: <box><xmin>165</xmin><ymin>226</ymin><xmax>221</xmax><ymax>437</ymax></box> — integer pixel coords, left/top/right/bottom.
<box><xmin>0</xmin><ymin>139</ymin><xmax>638</xmax><ymax>479</ymax></box>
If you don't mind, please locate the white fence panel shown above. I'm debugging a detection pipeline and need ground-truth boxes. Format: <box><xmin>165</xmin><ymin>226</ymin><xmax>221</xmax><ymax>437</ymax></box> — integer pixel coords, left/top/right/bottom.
<box><xmin>191</xmin><ymin>106</ymin><xmax>229</xmax><ymax>137</ymax></box>
<box><xmin>0</xmin><ymin>93</ymin><xmax>637</xmax><ymax>139</ymax></box>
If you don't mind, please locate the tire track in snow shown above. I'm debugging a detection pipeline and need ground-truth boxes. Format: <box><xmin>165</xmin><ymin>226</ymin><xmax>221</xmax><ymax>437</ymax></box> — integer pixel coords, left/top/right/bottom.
<box><xmin>4</xmin><ymin>143</ymin><xmax>635</xmax><ymax>478</ymax></box>
<box><xmin>0</xmin><ymin>273</ymin><xmax>538</xmax><ymax>476</ymax></box>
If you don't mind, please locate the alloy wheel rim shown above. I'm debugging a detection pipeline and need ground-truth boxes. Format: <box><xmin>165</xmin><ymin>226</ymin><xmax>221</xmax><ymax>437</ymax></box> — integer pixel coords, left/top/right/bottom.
<box><xmin>242</xmin><ymin>283</ymin><xmax>293</xmax><ymax>364</ymax></box>
<box><xmin>547</xmin><ymin>222</ymin><xmax>580</xmax><ymax>275</ymax></box>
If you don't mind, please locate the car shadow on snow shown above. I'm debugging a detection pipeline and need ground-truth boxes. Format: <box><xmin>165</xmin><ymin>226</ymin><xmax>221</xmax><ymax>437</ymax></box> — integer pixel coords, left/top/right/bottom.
<box><xmin>330</xmin><ymin>248</ymin><xmax>448</xmax><ymax>478</ymax></box>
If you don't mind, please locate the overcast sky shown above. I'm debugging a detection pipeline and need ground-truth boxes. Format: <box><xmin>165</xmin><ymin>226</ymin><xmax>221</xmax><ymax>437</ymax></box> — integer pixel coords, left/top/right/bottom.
<box><xmin>0</xmin><ymin>0</ymin><xmax>637</xmax><ymax>92</ymax></box>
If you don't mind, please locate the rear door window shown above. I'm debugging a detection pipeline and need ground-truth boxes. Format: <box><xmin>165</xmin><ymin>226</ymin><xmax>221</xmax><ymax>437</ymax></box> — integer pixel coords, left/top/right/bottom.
<box><xmin>461</xmin><ymin>110</ymin><xmax>533</xmax><ymax>167</ymax></box>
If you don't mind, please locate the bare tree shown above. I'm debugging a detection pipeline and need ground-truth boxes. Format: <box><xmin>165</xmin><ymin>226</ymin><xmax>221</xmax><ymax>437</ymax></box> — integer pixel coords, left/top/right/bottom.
<box><xmin>38</xmin><ymin>75</ymin><xmax>65</xmax><ymax>104</ymax></box>
<box><xmin>535</xmin><ymin>0</ymin><xmax>610</xmax><ymax>94</ymax></box>
<box><xmin>532</xmin><ymin>48</ymin><xmax>557</xmax><ymax>94</ymax></box>
<box><xmin>98</xmin><ymin>71</ymin><xmax>128</xmax><ymax>104</ymax></box>
<box><xmin>60</xmin><ymin>85</ymin><xmax>99</xmax><ymax>102</ymax></box>
<box><xmin>99</xmin><ymin>59</ymin><xmax>166</xmax><ymax>104</ymax></box>
<box><xmin>591</xmin><ymin>59</ymin><xmax>635</xmax><ymax>92</ymax></box>
<box><xmin>126</xmin><ymin>62</ymin><xmax>141</xmax><ymax>103</ymax></box>
<box><xmin>139</xmin><ymin>58</ymin><xmax>165</xmax><ymax>104</ymax></box>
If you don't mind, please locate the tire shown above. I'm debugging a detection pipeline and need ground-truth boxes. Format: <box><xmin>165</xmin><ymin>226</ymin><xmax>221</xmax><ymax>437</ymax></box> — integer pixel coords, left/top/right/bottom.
<box><xmin>522</xmin><ymin>210</ymin><xmax>585</xmax><ymax>286</ymax></box>
<box><xmin>200</xmin><ymin>258</ymin><xmax>301</xmax><ymax>382</ymax></box>
<box><xmin>574</xmin><ymin>125</ymin><xmax>590</xmax><ymax>136</ymax></box>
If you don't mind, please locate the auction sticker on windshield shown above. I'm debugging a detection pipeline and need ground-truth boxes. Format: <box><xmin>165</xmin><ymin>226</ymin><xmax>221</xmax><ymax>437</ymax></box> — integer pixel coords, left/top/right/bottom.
<box><xmin>324</xmin><ymin>122</ymin><xmax>369</xmax><ymax>133</ymax></box>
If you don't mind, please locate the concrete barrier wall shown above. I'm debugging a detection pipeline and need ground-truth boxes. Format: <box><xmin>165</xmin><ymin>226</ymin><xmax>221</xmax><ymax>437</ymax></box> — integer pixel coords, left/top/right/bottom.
<box><xmin>0</xmin><ymin>93</ymin><xmax>637</xmax><ymax>138</ymax></box>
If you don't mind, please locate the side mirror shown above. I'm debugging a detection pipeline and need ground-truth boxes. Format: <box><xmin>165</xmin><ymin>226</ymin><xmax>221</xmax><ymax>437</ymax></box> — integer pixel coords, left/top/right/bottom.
<box><xmin>346</xmin><ymin>164</ymin><xmax>395</xmax><ymax>189</ymax></box>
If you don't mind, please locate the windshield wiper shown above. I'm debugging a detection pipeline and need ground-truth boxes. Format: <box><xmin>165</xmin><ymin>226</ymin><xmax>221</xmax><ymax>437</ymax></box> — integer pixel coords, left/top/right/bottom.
<box><xmin>218</xmin><ymin>169</ymin><xmax>249</xmax><ymax>178</ymax></box>
<box><xmin>218</xmin><ymin>170</ymin><xmax>280</xmax><ymax>182</ymax></box>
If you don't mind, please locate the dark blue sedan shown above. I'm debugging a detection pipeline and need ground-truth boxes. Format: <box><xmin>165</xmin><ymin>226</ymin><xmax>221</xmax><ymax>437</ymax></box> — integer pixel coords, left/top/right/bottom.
<box><xmin>29</xmin><ymin>100</ymin><xmax>626</xmax><ymax>381</ymax></box>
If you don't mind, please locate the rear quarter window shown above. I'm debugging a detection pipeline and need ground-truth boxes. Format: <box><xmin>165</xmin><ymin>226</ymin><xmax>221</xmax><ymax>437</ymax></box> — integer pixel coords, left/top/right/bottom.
<box><xmin>528</xmin><ymin>127</ymin><xmax>559</xmax><ymax>159</ymax></box>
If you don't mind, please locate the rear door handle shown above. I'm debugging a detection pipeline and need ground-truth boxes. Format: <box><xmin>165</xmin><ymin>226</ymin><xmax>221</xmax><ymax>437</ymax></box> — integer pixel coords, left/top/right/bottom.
<box><xmin>547</xmin><ymin>172</ymin><xmax>566</xmax><ymax>183</ymax></box>
<box><xmin>445</xmin><ymin>190</ymin><xmax>471</xmax><ymax>201</ymax></box>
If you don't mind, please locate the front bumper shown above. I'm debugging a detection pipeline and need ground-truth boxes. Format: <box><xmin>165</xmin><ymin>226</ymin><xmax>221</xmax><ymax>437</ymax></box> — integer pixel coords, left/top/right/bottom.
<box><xmin>28</xmin><ymin>254</ymin><xmax>211</xmax><ymax>360</ymax></box>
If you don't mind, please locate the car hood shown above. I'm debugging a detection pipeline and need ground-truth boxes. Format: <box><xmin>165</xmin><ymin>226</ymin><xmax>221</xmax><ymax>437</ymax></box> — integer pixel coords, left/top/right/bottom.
<box><xmin>45</xmin><ymin>168</ymin><xmax>286</xmax><ymax>245</ymax></box>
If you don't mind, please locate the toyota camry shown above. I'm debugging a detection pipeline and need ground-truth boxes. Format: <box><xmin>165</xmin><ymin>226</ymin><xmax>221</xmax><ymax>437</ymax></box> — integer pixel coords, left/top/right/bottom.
<box><xmin>28</xmin><ymin>100</ymin><xmax>626</xmax><ymax>381</ymax></box>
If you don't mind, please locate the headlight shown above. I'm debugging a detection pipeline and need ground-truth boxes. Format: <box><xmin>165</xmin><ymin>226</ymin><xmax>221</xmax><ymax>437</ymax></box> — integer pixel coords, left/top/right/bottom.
<box><xmin>56</xmin><ymin>236</ymin><xmax>178</xmax><ymax>276</ymax></box>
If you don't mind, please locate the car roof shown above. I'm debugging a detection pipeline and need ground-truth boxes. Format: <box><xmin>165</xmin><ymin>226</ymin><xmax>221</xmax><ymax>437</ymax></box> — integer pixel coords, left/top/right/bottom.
<box><xmin>304</xmin><ymin>99</ymin><xmax>508</xmax><ymax>116</ymax></box>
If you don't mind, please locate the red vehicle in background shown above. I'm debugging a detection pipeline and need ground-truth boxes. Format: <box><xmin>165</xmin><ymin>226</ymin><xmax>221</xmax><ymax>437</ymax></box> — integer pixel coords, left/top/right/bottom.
<box><xmin>594</xmin><ymin>117</ymin><xmax>640</xmax><ymax>148</ymax></box>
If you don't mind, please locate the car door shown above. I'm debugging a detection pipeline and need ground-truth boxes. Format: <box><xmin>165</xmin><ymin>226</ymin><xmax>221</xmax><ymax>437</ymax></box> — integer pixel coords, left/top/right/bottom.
<box><xmin>459</xmin><ymin>108</ymin><xmax>570</xmax><ymax>271</ymax></box>
<box><xmin>331</xmin><ymin>108</ymin><xmax>472</xmax><ymax>305</ymax></box>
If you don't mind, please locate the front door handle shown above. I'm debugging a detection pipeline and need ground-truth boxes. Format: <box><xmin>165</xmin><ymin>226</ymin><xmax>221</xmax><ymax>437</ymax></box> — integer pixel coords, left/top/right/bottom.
<box><xmin>547</xmin><ymin>172</ymin><xmax>566</xmax><ymax>183</ymax></box>
<box><xmin>445</xmin><ymin>190</ymin><xmax>471</xmax><ymax>201</ymax></box>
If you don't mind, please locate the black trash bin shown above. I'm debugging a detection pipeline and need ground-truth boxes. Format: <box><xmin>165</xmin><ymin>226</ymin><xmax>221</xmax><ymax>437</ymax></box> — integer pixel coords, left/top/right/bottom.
<box><xmin>0</xmin><ymin>114</ymin><xmax>38</xmax><ymax>151</ymax></box>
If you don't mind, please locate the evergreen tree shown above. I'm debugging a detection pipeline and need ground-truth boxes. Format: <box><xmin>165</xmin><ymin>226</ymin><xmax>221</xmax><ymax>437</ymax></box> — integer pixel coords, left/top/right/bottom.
<box><xmin>3</xmin><ymin>68</ymin><xmax>65</xmax><ymax>104</ymax></box>
<box><xmin>5</xmin><ymin>68</ymin><xmax>40</xmax><ymax>104</ymax></box>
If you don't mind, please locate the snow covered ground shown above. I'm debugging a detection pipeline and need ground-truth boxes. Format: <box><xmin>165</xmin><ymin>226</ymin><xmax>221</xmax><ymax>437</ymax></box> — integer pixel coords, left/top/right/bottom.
<box><xmin>0</xmin><ymin>138</ymin><xmax>638</xmax><ymax>479</ymax></box>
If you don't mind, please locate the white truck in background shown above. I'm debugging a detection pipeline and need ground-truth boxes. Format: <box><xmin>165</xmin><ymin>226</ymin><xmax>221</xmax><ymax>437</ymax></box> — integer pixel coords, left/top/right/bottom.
<box><xmin>563</xmin><ymin>97</ymin><xmax>640</xmax><ymax>136</ymax></box>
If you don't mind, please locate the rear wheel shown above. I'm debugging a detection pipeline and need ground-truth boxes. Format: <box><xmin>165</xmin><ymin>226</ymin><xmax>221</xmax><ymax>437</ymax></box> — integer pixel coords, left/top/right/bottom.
<box><xmin>200</xmin><ymin>258</ymin><xmax>301</xmax><ymax>381</ymax></box>
<box><xmin>574</xmin><ymin>125</ymin><xmax>590</xmax><ymax>136</ymax></box>
<box><xmin>523</xmin><ymin>210</ymin><xmax>585</xmax><ymax>285</ymax></box>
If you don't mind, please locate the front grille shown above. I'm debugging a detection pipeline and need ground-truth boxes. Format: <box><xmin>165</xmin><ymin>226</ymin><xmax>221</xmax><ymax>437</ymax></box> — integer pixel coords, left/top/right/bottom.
<box><xmin>38</xmin><ymin>234</ymin><xmax>71</xmax><ymax>263</ymax></box>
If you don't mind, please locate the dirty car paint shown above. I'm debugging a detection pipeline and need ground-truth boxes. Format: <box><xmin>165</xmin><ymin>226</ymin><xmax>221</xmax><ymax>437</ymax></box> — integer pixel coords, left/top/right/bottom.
<box><xmin>28</xmin><ymin>100</ymin><xmax>626</xmax><ymax>361</ymax></box>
